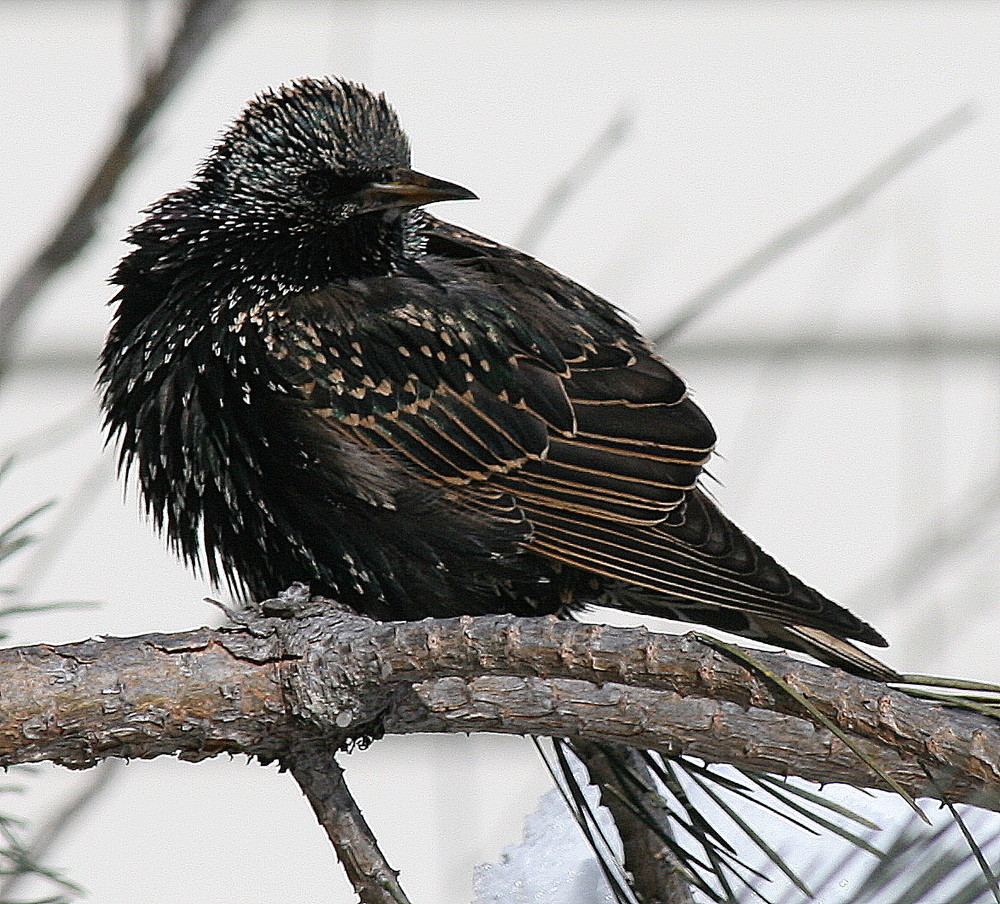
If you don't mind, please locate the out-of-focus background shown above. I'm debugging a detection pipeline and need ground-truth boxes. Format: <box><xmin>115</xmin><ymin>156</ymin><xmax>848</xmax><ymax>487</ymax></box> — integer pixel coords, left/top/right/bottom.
<box><xmin>1</xmin><ymin>1</ymin><xmax>998</xmax><ymax>901</ymax></box>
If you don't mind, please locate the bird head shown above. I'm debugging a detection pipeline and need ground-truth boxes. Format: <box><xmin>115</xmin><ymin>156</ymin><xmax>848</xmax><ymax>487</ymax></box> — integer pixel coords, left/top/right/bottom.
<box><xmin>194</xmin><ymin>78</ymin><xmax>475</xmax><ymax>248</ymax></box>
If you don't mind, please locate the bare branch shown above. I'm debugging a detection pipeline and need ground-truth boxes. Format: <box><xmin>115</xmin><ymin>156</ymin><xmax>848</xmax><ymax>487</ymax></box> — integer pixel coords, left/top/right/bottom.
<box><xmin>650</xmin><ymin>102</ymin><xmax>977</xmax><ymax>346</ymax></box>
<box><xmin>0</xmin><ymin>0</ymin><xmax>242</xmax><ymax>381</ymax></box>
<box><xmin>0</xmin><ymin>610</ymin><xmax>996</xmax><ymax>813</ymax></box>
<box><xmin>516</xmin><ymin>108</ymin><xmax>631</xmax><ymax>253</ymax></box>
<box><xmin>285</xmin><ymin>740</ymin><xmax>412</xmax><ymax>904</ymax></box>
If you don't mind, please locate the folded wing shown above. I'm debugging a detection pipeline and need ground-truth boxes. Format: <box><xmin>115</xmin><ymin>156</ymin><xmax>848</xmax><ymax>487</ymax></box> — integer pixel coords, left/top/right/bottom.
<box><xmin>260</xmin><ymin>220</ymin><xmax>887</xmax><ymax>653</ymax></box>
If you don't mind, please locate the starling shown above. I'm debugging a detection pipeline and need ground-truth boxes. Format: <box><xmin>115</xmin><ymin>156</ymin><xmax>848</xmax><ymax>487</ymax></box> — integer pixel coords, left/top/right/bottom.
<box><xmin>100</xmin><ymin>77</ymin><xmax>892</xmax><ymax>680</ymax></box>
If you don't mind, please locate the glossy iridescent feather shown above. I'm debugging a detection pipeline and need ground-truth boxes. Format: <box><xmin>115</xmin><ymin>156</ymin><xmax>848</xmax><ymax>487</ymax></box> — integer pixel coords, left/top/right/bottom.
<box><xmin>100</xmin><ymin>77</ymin><xmax>891</xmax><ymax>679</ymax></box>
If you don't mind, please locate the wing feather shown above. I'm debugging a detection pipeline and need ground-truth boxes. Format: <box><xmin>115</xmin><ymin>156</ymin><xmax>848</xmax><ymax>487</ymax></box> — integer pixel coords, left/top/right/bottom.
<box><xmin>258</xmin><ymin>220</ymin><xmax>885</xmax><ymax>648</ymax></box>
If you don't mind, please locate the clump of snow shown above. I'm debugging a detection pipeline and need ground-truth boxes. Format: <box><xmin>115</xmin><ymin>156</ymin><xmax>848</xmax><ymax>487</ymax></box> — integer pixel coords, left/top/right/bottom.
<box><xmin>473</xmin><ymin>758</ymin><xmax>622</xmax><ymax>904</ymax></box>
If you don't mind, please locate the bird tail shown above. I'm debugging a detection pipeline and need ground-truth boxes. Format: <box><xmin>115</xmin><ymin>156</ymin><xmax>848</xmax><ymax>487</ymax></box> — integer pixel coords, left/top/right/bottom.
<box><xmin>604</xmin><ymin>590</ymin><xmax>899</xmax><ymax>682</ymax></box>
<box><xmin>759</xmin><ymin>620</ymin><xmax>899</xmax><ymax>682</ymax></box>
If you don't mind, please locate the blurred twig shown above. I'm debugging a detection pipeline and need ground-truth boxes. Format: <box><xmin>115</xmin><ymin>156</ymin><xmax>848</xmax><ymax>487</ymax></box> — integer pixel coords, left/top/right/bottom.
<box><xmin>651</xmin><ymin>102</ymin><xmax>977</xmax><ymax>346</ymax></box>
<box><xmin>0</xmin><ymin>0</ymin><xmax>242</xmax><ymax>383</ymax></box>
<box><xmin>0</xmin><ymin>9</ymin><xmax>240</xmax><ymax>894</ymax></box>
<box><xmin>516</xmin><ymin>107</ymin><xmax>631</xmax><ymax>253</ymax></box>
<box><xmin>0</xmin><ymin>761</ymin><xmax>123</xmax><ymax>904</ymax></box>
<box><xmin>5</xmin><ymin>457</ymin><xmax>114</xmax><ymax>610</ymax></box>
<box><xmin>665</xmin><ymin>331</ymin><xmax>1000</xmax><ymax>364</ymax></box>
<box><xmin>850</xmin><ymin>464</ymin><xmax>1000</xmax><ymax>610</ymax></box>
<box><xmin>10</xmin><ymin>330</ymin><xmax>1000</xmax><ymax>378</ymax></box>
<box><xmin>0</xmin><ymin>405</ymin><xmax>95</xmax><ymax>465</ymax></box>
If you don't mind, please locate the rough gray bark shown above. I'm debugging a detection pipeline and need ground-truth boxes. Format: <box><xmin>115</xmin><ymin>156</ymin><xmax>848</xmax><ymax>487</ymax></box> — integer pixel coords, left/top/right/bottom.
<box><xmin>0</xmin><ymin>601</ymin><xmax>996</xmax><ymax>812</ymax></box>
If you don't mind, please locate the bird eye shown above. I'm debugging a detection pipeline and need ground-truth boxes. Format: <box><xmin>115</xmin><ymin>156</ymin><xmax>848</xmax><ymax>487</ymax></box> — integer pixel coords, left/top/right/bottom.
<box><xmin>300</xmin><ymin>171</ymin><xmax>330</xmax><ymax>197</ymax></box>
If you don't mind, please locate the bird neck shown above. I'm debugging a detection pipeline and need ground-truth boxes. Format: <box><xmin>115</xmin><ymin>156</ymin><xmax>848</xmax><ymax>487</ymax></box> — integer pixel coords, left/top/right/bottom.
<box><xmin>228</xmin><ymin>208</ymin><xmax>410</xmax><ymax>293</ymax></box>
<box><xmin>311</xmin><ymin>210</ymin><xmax>409</xmax><ymax>281</ymax></box>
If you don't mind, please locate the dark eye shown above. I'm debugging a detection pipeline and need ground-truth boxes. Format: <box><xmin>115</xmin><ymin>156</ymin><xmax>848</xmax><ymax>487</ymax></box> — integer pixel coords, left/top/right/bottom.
<box><xmin>336</xmin><ymin>174</ymin><xmax>376</xmax><ymax>195</ymax></box>
<box><xmin>300</xmin><ymin>171</ymin><xmax>330</xmax><ymax>197</ymax></box>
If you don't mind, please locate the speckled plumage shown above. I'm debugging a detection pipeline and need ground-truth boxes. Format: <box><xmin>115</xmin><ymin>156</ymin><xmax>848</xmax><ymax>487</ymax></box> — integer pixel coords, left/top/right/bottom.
<box><xmin>100</xmin><ymin>77</ymin><xmax>891</xmax><ymax>678</ymax></box>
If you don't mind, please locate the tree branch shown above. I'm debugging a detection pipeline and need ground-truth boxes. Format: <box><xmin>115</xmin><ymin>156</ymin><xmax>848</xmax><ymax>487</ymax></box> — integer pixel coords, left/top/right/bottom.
<box><xmin>650</xmin><ymin>102</ymin><xmax>977</xmax><ymax>346</ymax></box>
<box><xmin>0</xmin><ymin>604</ymin><xmax>996</xmax><ymax>813</ymax></box>
<box><xmin>0</xmin><ymin>0</ymin><xmax>241</xmax><ymax>381</ymax></box>
<box><xmin>285</xmin><ymin>740</ymin><xmax>411</xmax><ymax>904</ymax></box>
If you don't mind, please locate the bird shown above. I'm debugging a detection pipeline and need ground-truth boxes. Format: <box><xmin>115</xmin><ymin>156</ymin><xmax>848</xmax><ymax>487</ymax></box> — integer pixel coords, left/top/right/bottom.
<box><xmin>100</xmin><ymin>76</ymin><xmax>893</xmax><ymax>682</ymax></box>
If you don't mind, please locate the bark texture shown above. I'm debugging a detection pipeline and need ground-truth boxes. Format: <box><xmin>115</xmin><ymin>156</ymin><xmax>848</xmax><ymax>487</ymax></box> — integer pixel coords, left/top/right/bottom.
<box><xmin>0</xmin><ymin>601</ymin><xmax>996</xmax><ymax>811</ymax></box>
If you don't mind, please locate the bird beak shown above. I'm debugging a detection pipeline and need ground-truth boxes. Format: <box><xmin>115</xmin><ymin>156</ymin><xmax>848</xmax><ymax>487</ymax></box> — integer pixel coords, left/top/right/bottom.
<box><xmin>359</xmin><ymin>169</ymin><xmax>478</xmax><ymax>210</ymax></box>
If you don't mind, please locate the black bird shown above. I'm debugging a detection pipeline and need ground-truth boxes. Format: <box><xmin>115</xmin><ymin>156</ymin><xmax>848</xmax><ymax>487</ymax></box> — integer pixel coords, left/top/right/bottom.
<box><xmin>100</xmin><ymin>77</ymin><xmax>892</xmax><ymax>680</ymax></box>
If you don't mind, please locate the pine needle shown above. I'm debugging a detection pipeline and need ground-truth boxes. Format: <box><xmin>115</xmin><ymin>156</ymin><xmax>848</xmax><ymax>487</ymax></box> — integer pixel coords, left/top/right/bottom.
<box><xmin>694</xmin><ymin>633</ymin><xmax>928</xmax><ymax>821</ymax></box>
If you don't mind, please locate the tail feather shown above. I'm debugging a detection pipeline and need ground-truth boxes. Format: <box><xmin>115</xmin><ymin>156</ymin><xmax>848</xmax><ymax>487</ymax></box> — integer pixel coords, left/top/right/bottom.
<box><xmin>764</xmin><ymin>622</ymin><xmax>900</xmax><ymax>682</ymax></box>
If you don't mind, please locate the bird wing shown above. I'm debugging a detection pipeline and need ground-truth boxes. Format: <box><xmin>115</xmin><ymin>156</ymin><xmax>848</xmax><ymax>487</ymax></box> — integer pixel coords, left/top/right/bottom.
<box><xmin>411</xmin><ymin>214</ymin><xmax>889</xmax><ymax>648</ymax></box>
<box><xmin>256</xmin><ymin>220</ymin><xmax>883</xmax><ymax>644</ymax></box>
<box><xmin>258</xmin><ymin>274</ymin><xmax>705</xmax><ymax>519</ymax></box>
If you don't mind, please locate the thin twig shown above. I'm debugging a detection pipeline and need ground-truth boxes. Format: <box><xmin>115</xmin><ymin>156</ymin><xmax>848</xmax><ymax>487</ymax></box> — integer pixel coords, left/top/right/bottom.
<box><xmin>651</xmin><ymin>102</ymin><xmax>978</xmax><ymax>346</ymax></box>
<box><xmin>0</xmin><ymin>403</ymin><xmax>95</xmax><ymax>465</ymax></box>
<box><xmin>516</xmin><ymin>108</ymin><xmax>631</xmax><ymax>253</ymax></box>
<box><xmin>0</xmin><ymin>759</ymin><xmax>123</xmax><ymax>902</ymax></box>
<box><xmin>285</xmin><ymin>740</ymin><xmax>412</xmax><ymax>904</ymax></box>
<box><xmin>0</xmin><ymin>0</ymin><xmax>242</xmax><ymax>382</ymax></box>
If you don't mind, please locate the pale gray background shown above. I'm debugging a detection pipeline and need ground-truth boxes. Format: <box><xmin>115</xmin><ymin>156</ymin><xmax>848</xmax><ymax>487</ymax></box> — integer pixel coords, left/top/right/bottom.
<box><xmin>2</xmin><ymin>1</ymin><xmax>999</xmax><ymax>901</ymax></box>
